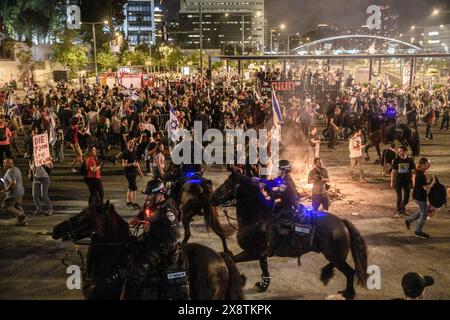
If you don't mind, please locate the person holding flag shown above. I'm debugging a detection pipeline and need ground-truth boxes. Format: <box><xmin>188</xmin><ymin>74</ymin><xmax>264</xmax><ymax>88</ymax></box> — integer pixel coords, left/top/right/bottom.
<box><xmin>264</xmin><ymin>88</ymin><xmax>283</xmax><ymax>177</ymax></box>
<box><xmin>165</xmin><ymin>101</ymin><xmax>181</xmax><ymax>143</ymax></box>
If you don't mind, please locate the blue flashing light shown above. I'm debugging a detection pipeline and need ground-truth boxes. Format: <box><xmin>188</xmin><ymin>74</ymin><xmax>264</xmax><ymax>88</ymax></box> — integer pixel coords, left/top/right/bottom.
<box><xmin>184</xmin><ymin>171</ymin><xmax>196</xmax><ymax>178</ymax></box>
<box><xmin>187</xmin><ymin>179</ymin><xmax>202</xmax><ymax>184</ymax></box>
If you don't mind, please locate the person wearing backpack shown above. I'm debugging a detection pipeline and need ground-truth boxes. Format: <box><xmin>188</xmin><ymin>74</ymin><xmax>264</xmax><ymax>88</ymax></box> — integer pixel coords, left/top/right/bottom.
<box><xmin>29</xmin><ymin>157</ymin><xmax>53</xmax><ymax>216</ymax></box>
<box><xmin>84</xmin><ymin>146</ymin><xmax>104</xmax><ymax>205</ymax></box>
<box><xmin>0</xmin><ymin>115</ymin><xmax>12</xmax><ymax>169</ymax></box>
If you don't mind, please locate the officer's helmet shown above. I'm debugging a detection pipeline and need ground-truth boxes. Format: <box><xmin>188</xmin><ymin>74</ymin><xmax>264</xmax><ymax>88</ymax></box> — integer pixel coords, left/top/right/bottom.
<box><xmin>144</xmin><ymin>179</ymin><xmax>167</xmax><ymax>195</ymax></box>
<box><xmin>279</xmin><ymin>160</ymin><xmax>292</xmax><ymax>172</ymax></box>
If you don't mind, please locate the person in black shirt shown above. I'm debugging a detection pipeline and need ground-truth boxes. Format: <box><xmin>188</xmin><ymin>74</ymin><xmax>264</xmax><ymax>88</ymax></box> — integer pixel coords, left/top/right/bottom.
<box><xmin>381</xmin><ymin>142</ymin><xmax>397</xmax><ymax>176</ymax></box>
<box><xmin>136</xmin><ymin>123</ymin><xmax>151</xmax><ymax>160</ymax></box>
<box><xmin>391</xmin><ymin>146</ymin><xmax>415</xmax><ymax>218</ymax></box>
<box><xmin>122</xmin><ymin>139</ymin><xmax>143</xmax><ymax>209</ymax></box>
<box><xmin>405</xmin><ymin>158</ymin><xmax>436</xmax><ymax>239</ymax></box>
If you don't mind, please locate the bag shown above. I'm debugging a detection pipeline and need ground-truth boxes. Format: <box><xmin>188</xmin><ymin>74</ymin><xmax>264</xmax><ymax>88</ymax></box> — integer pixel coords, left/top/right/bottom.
<box><xmin>428</xmin><ymin>176</ymin><xmax>447</xmax><ymax>208</ymax></box>
<box><xmin>79</xmin><ymin>160</ymin><xmax>87</xmax><ymax>176</ymax></box>
<box><xmin>0</xmin><ymin>126</ymin><xmax>7</xmax><ymax>141</ymax></box>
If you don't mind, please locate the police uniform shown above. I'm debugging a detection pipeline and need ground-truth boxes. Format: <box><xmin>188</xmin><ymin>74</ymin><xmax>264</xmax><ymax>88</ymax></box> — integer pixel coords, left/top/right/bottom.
<box><xmin>126</xmin><ymin>181</ymin><xmax>189</xmax><ymax>300</ymax></box>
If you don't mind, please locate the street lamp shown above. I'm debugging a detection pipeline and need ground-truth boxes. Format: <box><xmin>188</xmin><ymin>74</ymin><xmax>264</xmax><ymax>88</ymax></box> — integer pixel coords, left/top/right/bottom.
<box><xmin>432</xmin><ymin>9</ymin><xmax>440</xmax><ymax>16</ymax></box>
<box><xmin>80</xmin><ymin>20</ymin><xmax>109</xmax><ymax>82</ymax></box>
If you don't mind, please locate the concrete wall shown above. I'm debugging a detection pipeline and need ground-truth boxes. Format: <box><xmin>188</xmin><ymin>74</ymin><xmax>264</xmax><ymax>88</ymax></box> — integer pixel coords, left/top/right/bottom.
<box><xmin>0</xmin><ymin>60</ymin><xmax>20</xmax><ymax>84</ymax></box>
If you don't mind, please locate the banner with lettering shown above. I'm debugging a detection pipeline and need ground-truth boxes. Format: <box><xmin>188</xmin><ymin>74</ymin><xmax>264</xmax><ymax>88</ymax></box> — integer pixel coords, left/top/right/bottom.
<box><xmin>33</xmin><ymin>133</ymin><xmax>51</xmax><ymax>167</ymax></box>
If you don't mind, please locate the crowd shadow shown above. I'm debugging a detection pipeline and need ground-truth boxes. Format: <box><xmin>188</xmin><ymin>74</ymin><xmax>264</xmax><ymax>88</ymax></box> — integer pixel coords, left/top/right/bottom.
<box><xmin>363</xmin><ymin>230</ymin><xmax>450</xmax><ymax>248</ymax></box>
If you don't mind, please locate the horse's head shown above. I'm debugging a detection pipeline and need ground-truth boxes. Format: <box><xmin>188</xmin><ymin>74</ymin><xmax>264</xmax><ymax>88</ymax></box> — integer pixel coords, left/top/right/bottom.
<box><xmin>52</xmin><ymin>207</ymin><xmax>94</xmax><ymax>241</ymax></box>
<box><xmin>211</xmin><ymin>166</ymin><xmax>242</xmax><ymax>206</ymax></box>
<box><xmin>52</xmin><ymin>200</ymin><xmax>125</xmax><ymax>242</ymax></box>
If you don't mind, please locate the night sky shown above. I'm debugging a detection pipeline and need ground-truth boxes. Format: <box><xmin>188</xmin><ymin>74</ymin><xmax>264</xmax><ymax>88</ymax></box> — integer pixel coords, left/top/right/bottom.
<box><xmin>168</xmin><ymin>0</ymin><xmax>450</xmax><ymax>33</ymax></box>
<box><xmin>265</xmin><ymin>0</ymin><xmax>450</xmax><ymax>33</ymax></box>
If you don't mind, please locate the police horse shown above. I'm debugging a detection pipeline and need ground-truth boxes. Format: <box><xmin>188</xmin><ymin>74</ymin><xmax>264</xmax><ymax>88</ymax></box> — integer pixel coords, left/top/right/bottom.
<box><xmin>364</xmin><ymin>115</ymin><xmax>420</xmax><ymax>162</ymax></box>
<box><xmin>211</xmin><ymin>168</ymin><xmax>368</xmax><ymax>300</ymax></box>
<box><xmin>164</xmin><ymin>163</ymin><xmax>234</xmax><ymax>254</ymax></box>
<box><xmin>52</xmin><ymin>200</ymin><xmax>245</xmax><ymax>300</ymax></box>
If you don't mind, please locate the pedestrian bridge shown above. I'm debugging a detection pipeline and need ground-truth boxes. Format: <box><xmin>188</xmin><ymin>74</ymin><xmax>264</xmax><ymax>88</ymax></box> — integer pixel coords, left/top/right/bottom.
<box><xmin>291</xmin><ymin>35</ymin><xmax>423</xmax><ymax>54</ymax></box>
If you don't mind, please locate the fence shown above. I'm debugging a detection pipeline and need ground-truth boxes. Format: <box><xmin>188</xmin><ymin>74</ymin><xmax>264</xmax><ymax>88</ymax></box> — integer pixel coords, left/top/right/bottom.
<box><xmin>157</xmin><ymin>113</ymin><xmax>170</xmax><ymax>131</ymax></box>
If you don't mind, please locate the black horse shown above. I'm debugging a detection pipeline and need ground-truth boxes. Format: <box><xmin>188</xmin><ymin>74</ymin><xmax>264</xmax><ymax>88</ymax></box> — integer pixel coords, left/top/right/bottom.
<box><xmin>164</xmin><ymin>163</ymin><xmax>234</xmax><ymax>254</ymax></box>
<box><xmin>364</xmin><ymin>122</ymin><xmax>420</xmax><ymax>162</ymax></box>
<box><xmin>52</xmin><ymin>200</ymin><xmax>246</xmax><ymax>300</ymax></box>
<box><xmin>211</xmin><ymin>170</ymin><xmax>368</xmax><ymax>300</ymax></box>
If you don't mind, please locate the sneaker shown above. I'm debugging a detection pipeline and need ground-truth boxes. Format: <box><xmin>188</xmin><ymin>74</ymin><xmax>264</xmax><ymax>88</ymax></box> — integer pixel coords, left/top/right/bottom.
<box><xmin>71</xmin><ymin>168</ymin><xmax>77</xmax><ymax>173</ymax></box>
<box><xmin>414</xmin><ymin>231</ymin><xmax>430</xmax><ymax>239</ymax></box>
<box><xmin>404</xmin><ymin>219</ymin><xmax>411</xmax><ymax>230</ymax></box>
<box><xmin>126</xmin><ymin>202</ymin><xmax>133</xmax><ymax>206</ymax></box>
<box><xmin>32</xmin><ymin>210</ymin><xmax>42</xmax><ymax>216</ymax></box>
<box><xmin>46</xmin><ymin>209</ymin><xmax>53</xmax><ymax>216</ymax></box>
<box><xmin>132</xmin><ymin>203</ymin><xmax>141</xmax><ymax>210</ymax></box>
<box><xmin>400</xmin><ymin>209</ymin><xmax>410</xmax><ymax>216</ymax></box>
<box><xmin>394</xmin><ymin>213</ymin><xmax>401</xmax><ymax>219</ymax></box>
<box><xmin>16</xmin><ymin>215</ymin><xmax>28</xmax><ymax>226</ymax></box>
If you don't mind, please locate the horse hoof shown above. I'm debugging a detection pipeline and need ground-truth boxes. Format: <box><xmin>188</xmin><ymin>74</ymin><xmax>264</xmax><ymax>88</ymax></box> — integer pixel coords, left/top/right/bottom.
<box><xmin>254</xmin><ymin>282</ymin><xmax>269</xmax><ymax>292</ymax></box>
<box><xmin>338</xmin><ymin>290</ymin><xmax>355</xmax><ymax>300</ymax></box>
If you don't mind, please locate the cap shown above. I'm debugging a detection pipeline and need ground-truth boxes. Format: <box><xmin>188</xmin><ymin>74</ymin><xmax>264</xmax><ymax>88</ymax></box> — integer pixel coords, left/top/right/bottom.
<box><xmin>401</xmin><ymin>272</ymin><xmax>434</xmax><ymax>298</ymax></box>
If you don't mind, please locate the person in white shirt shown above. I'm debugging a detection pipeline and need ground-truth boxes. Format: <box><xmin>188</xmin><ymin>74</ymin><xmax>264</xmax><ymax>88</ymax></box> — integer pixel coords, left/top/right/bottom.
<box><xmin>349</xmin><ymin>129</ymin><xmax>367</xmax><ymax>183</ymax></box>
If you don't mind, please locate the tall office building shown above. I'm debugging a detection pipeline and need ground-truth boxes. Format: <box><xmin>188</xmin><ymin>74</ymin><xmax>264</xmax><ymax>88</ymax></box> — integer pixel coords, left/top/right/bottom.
<box><xmin>178</xmin><ymin>0</ymin><xmax>264</xmax><ymax>54</ymax></box>
<box><xmin>424</xmin><ymin>25</ymin><xmax>450</xmax><ymax>52</ymax></box>
<box><xmin>123</xmin><ymin>0</ymin><xmax>168</xmax><ymax>46</ymax></box>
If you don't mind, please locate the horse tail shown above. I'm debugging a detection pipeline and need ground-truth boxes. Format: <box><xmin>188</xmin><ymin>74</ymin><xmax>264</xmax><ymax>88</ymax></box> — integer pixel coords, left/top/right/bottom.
<box><xmin>220</xmin><ymin>252</ymin><xmax>246</xmax><ymax>300</ymax></box>
<box><xmin>342</xmin><ymin>220</ymin><xmax>368</xmax><ymax>288</ymax></box>
<box><xmin>202</xmin><ymin>186</ymin><xmax>235</xmax><ymax>238</ymax></box>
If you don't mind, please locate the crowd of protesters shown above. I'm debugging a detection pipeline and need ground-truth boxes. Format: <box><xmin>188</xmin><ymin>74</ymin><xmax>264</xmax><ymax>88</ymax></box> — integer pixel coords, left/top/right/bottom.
<box><xmin>0</xmin><ymin>67</ymin><xmax>448</xmax><ymax>236</ymax></box>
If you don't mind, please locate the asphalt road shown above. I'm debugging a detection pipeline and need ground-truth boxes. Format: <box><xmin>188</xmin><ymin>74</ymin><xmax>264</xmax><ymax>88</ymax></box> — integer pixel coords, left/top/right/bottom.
<box><xmin>0</xmin><ymin>123</ymin><xmax>449</xmax><ymax>300</ymax></box>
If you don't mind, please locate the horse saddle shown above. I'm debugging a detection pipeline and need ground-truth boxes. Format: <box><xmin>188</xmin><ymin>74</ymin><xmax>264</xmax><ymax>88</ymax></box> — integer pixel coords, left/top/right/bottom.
<box><xmin>272</xmin><ymin>205</ymin><xmax>315</xmax><ymax>251</ymax></box>
<box><xmin>171</xmin><ymin>173</ymin><xmax>212</xmax><ymax>198</ymax></box>
<box><xmin>131</xmin><ymin>242</ymin><xmax>190</xmax><ymax>300</ymax></box>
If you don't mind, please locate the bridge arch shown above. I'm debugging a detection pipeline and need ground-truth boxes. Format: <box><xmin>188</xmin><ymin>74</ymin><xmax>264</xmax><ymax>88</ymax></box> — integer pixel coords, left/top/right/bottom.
<box><xmin>291</xmin><ymin>34</ymin><xmax>422</xmax><ymax>53</ymax></box>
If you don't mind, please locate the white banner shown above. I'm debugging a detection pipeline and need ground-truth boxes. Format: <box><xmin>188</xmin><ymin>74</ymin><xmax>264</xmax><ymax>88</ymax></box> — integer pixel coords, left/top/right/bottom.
<box><xmin>33</xmin><ymin>133</ymin><xmax>51</xmax><ymax>167</ymax></box>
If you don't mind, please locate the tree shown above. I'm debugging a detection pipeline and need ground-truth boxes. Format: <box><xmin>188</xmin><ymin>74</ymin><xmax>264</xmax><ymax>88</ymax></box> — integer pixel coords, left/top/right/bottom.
<box><xmin>121</xmin><ymin>50</ymin><xmax>149</xmax><ymax>66</ymax></box>
<box><xmin>97</xmin><ymin>48</ymin><xmax>119</xmax><ymax>72</ymax></box>
<box><xmin>52</xmin><ymin>30</ymin><xmax>88</xmax><ymax>71</ymax></box>
<box><xmin>0</xmin><ymin>0</ymin><xmax>66</xmax><ymax>44</ymax></box>
<box><xmin>80</xmin><ymin>0</ymin><xmax>127</xmax><ymax>25</ymax></box>
<box><xmin>17</xmin><ymin>48</ymin><xmax>33</xmax><ymax>81</ymax></box>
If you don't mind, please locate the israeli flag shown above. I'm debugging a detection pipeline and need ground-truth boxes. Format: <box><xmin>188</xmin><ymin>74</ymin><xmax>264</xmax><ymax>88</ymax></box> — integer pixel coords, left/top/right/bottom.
<box><xmin>168</xmin><ymin>101</ymin><xmax>180</xmax><ymax>142</ymax></box>
<box><xmin>131</xmin><ymin>90</ymin><xmax>139</xmax><ymax>101</ymax></box>
<box><xmin>271</xmin><ymin>88</ymin><xmax>283</xmax><ymax>128</ymax></box>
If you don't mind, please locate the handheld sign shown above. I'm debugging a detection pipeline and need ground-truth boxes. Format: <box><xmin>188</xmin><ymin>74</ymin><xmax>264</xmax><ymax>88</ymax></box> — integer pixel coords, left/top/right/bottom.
<box><xmin>33</xmin><ymin>133</ymin><xmax>51</xmax><ymax>166</ymax></box>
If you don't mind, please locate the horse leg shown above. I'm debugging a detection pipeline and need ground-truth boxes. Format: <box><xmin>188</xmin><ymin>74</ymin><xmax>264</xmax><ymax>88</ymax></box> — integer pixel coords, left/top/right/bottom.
<box><xmin>364</xmin><ymin>143</ymin><xmax>371</xmax><ymax>161</ymax></box>
<box><xmin>334</xmin><ymin>261</ymin><xmax>356</xmax><ymax>300</ymax></box>
<box><xmin>320</xmin><ymin>263</ymin><xmax>335</xmax><ymax>286</ymax></box>
<box><xmin>233</xmin><ymin>250</ymin><xmax>258</xmax><ymax>263</ymax></box>
<box><xmin>220</xmin><ymin>236</ymin><xmax>232</xmax><ymax>257</ymax></box>
<box><xmin>374</xmin><ymin>143</ymin><xmax>381</xmax><ymax>164</ymax></box>
<box><xmin>255</xmin><ymin>255</ymin><xmax>271</xmax><ymax>292</ymax></box>
<box><xmin>182</xmin><ymin>215</ymin><xmax>192</xmax><ymax>245</ymax></box>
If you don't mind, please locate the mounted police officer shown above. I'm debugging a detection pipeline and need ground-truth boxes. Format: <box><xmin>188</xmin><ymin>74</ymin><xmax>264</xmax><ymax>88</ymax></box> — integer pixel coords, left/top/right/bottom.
<box><xmin>126</xmin><ymin>179</ymin><xmax>189</xmax><ymax>300</ymax></box>
<box><xmin>253</xmin><ymin>159</ymin><xmax>300</xmax><ymax>216</ymax></box>
<box><xmin>252</xmin><ymin>160</ymin><xmax>301</xmax><ymax>256</ymax></box>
